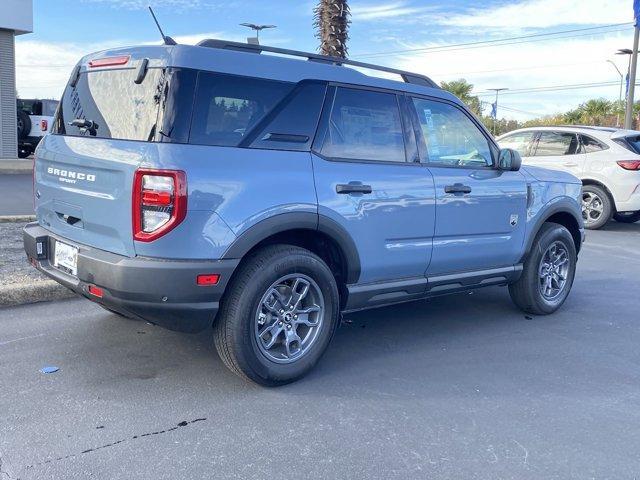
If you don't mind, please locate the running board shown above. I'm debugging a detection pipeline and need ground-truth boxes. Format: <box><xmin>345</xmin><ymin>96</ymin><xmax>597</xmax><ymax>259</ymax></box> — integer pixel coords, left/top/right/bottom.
<box><xmin>344</xmin><ymin>265</ymin><xmax>522</xmax><ymax>312</ymax></box>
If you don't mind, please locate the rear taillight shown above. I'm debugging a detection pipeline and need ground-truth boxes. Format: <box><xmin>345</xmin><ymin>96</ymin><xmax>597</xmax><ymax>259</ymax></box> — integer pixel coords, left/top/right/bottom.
<box><xmin>617</xmin><ymin>160</ymin><xmax>640</xmax><ymax>171</ymax></box>
<box><xmin>132</xmin><ymin>169</ymin><xmax>187</xmax><ymax>242</ymax></box>
<box><xmin>40</xmin><ymin>119</ymin><xmax>48</xmax><ymax>132</ymax></box>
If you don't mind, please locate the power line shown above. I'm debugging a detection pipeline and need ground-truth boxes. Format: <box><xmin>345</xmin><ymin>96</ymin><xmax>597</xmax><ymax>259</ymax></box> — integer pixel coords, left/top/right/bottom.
<box><xmin>353</xmin><ymin>23</ymin><xmax>633</xmax><ymax>59</ymax></box>
<box><xmin>431</xmin><ymin>60</ymin><xmax>604</xmax><ymax>78</ymax></box>
<box><xmin>475</xmin><ymin>80</ymin><xmax>628</xmax><ymax>96</ymax></box>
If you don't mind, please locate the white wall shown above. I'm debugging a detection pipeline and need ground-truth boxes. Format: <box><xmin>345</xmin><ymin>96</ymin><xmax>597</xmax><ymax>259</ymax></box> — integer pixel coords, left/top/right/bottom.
<box><xmin>0</xmin><ymin>0</ymin><xmax>33</xmax><ymax>35</ymax></box>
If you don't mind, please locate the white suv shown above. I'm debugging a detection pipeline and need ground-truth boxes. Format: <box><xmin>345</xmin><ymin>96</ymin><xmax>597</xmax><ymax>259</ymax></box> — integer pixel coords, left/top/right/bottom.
<box><xmin>497</xmin><ymin>126</ymin><xmax>640</xmax><ymax>229</ymax></box>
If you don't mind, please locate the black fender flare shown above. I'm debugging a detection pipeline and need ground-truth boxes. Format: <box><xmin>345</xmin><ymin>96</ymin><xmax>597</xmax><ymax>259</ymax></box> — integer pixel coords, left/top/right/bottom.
<box><xmin>522</xmin><ymin>199</ymin><xmax>583</xmax><ymax>260</ymax></box>
<box><xmin>221</xmin><ymin>212</ymin><xmax>361</xmax><ymax>284</ymax></box>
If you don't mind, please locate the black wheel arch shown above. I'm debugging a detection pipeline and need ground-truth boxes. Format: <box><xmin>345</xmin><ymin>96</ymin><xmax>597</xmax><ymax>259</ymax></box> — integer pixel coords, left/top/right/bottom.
<box><xmin>521</xmin><ymin>201</ymin><xmax>583</xmax><ymax>261</ymax></box>
<box><xmin>221</xmin><ymin>212</ymin><xmax>361</xmax><ymax>286</ymax></box>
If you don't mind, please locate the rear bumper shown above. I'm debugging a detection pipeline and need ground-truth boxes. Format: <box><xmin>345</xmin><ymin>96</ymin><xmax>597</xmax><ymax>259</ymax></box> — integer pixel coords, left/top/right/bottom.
<box><xmin>23</xmin><ymin>223</ymin><xmax>239</xmax><ymax>333</ymax></box>
<box><xmin>615</xmin><ymin>184</ymin><xmax>640</xmax><ymax>212</ymax></box>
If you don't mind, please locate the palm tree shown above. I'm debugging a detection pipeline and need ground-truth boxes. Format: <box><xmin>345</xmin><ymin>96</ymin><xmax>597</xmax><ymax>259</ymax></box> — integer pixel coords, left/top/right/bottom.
<box><xmin>314</xmin><ymin>0</ymin><xmax>350</xmax><ymax>58</ymax></box>
<box><xmin>579</xmin><ymin>99</ymin><xmax>612</xmax><ymax>126</ymax></box>
<box><xmin>440</xmin><ymin>79</ymin><xmax>481</xmax><ymax>115</ymax></box>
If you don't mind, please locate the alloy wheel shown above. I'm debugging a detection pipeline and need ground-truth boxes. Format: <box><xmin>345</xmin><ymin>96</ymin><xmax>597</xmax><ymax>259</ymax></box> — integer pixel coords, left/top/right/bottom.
<box><xmin>538</xmin><ymin>241</ymin><xmax>570</xmax><ymax>301</ymax></box>
<box><xmin>581</xmin><ymin>191</ymin><xmax>604</xmax><ymax>227</ymax></box>
<box><xmin>254</xmin><ymin>274</ymin><xmax>325</xmax><ymax>364</ymax></box>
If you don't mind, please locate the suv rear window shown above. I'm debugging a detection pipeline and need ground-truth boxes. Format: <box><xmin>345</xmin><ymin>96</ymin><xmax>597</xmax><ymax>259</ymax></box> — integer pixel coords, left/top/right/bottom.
<box><xmin>54</xmin><ymin>68</ymin><xmax>165</xmax><ymax>141</ymax></box>
<box><xmin>189</xmin><ymin>72</ymin><xmax>293</xmax><ymax>147</ymax></box>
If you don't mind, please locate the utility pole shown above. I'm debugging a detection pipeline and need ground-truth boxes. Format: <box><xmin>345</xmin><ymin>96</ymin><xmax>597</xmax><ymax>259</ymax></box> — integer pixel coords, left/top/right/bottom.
<box><xmin>625</xmin><ymin>3</ymin><xmax>640</xmax><ymax>129</ymax></box>
<box><xmin>607</xmin><ymin>60</ymin><xmax>624</xmax><ymax>126</ymax></box>
<box><xmin>240</xmin><ymin>23</ymin><xmax>276</xmax><ymax>45</ymax></box>
<box><xmin>488</xmin><ymin>88</ymin><xmax>508</xmax><ymax>135</ymax></box>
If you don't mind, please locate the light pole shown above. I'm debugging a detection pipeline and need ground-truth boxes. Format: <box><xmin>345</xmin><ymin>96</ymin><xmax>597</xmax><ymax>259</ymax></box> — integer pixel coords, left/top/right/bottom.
<box><xmin>607</xmin><ymin>60</ymin><xmax>624</xmax><ymax>126</ymax></box>
<box><xmin>618</xmin><ymin>44</ymin><xmax>638</xmax><ymax>129</ymax></box>
<box><xmin>240</xmin><ymin>23</ymin><xmax>276</xmax><ymax>45</ymax></box>
<box><xmin>488</xmin><ymin>88</ymin><xmax>508</xmax><ymax>135</ymax></box>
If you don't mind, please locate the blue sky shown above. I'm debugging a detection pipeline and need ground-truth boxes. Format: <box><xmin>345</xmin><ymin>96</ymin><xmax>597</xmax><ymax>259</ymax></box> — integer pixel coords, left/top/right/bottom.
<box><xmin>17</xmin><ymin>0</ymin><xmax>635</xmax><ymax>120</ymax></box>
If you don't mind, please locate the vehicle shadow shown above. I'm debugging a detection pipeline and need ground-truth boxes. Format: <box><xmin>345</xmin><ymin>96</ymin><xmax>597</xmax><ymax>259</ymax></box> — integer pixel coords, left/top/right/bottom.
<box><xmin>600</xmin><ymin>220</ymin><xmax>640</xmax><ymax>233</ymax></box>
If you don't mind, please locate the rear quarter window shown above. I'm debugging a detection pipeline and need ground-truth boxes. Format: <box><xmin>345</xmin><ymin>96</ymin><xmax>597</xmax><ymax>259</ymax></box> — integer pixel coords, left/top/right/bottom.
<box><xmin>189</xmin><ymin>72</ymin><xmax>293</xmax><ymax>147</ymax></box>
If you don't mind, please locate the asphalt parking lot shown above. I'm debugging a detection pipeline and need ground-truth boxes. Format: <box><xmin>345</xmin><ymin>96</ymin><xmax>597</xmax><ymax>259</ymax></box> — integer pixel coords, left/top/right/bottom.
<box><xmin>1</xmin><ymin>222</ymin><xmax>639</xmax><ymax>479</ymax></box>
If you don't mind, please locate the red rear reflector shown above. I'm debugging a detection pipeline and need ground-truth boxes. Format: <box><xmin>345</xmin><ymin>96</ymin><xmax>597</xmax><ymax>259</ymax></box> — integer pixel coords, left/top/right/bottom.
<box><xmin>89</xmin><ymin>55</ymin><xmax>130</xmax><ymax>68</ymax></box>
<box><xmin>142</xmin><ymin>190</ymin><xmax>172</xmax><ymax>206</ymax></box>
<box><xmin>88</xmin><ymin>285</ymin><xmax>104</xmax><ymax>298</ymax></box>
<box><xmin>40</xmin><ymin>119</ymin><xmax>48</xmax><ymax>131</ymax></box>
<box><xmin>197</xmin><ymin>274</ymin><xmax>220</xmax><ymax>286</ymax></box>
<box><xmin>617</xmin><ymin>160</ymin><xmax>640</xmax><ymax>170</ymax></box>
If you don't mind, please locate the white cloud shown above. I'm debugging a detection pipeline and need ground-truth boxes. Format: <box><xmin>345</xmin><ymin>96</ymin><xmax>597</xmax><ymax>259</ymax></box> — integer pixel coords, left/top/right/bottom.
<box><xmin>442</xmin><ymin>0</ymin><xmax>632</xmax><ymax>29</ymax></box>
<box><xmin>350</xmin><ymin>2</ymin><xmax>435</xmax><ymax>21</ymax></box>
<box><xmin>388</xmin><ymin>30</ymin><xmax>634</xmax><ymax>121</ymax></box>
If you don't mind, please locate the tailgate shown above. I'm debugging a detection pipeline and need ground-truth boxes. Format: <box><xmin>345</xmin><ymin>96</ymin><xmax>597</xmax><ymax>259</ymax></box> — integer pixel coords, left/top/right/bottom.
<box><xmin>35</xmin><ymin>136</ymin><xmax>146</xmax><ymax>257</ymax></box>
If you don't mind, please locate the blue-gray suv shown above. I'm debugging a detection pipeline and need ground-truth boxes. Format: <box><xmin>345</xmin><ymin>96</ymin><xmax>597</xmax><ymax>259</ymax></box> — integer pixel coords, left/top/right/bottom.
<box><xmin>24</xmin><ymin>40</ymin><xmax>584</xmax><ymax>385</ymax></box>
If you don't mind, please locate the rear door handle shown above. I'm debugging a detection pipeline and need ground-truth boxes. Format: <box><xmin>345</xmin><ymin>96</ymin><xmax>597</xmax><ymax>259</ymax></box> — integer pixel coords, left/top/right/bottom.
<box><xmin>563</xmin><ymin>162</ymin><xmax>579</xmax><ymax>167</ymax></box>
<box><xmin>336</xmin><ymin>183</ymin><xmax>373</xmax><ymax>194</ymax></box>
<box><xmin>444</xmin><ymin>183</ymin><xmax>472</xmax><ymax>194</ymax></box>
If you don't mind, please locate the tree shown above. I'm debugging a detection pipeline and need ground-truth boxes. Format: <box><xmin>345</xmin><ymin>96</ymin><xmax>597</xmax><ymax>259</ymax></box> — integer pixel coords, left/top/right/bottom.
<box><xmin>579</xmin><ymin>98</ymin><xmax>612</xmax><ymax>126</ymax></box>
<box><xmin>440</xmin><ymin>79</ymin><xmax>482</xmax><ymax>116</ymax></box>
<box><xmin>314</xmin><ymin>0</ymin><xmax>350</xmax><ymax>58</ymax></box>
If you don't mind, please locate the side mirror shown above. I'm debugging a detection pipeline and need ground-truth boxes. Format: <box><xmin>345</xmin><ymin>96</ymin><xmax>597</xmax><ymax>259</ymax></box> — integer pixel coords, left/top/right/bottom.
<box><xmin>497</xmin><ymin>148</ymin><xmax>522</xmax><ymax>171</ymax></box>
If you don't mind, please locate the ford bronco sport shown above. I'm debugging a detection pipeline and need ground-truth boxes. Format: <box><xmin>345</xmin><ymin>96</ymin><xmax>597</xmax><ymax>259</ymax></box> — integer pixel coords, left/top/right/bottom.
<box><xmin>24</xmin><ymin>40</ymin><xmax>584</xmax><ymax>385</ymax></box>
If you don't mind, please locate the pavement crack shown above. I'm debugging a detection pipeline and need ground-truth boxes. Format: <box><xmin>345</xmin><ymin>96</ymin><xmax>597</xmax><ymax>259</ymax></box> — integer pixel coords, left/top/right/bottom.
<box><xmin>27</xmin><ymin>417</ymin><xmax>207</xmax><ymax>469</ymax></box>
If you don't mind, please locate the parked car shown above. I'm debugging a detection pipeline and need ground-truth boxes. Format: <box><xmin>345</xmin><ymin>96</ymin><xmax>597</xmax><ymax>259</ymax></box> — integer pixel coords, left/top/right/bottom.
<box><xmin>17</xmin><ymin>98</ymin><xmax>59</xmax><ymax>158</ymax></box>
<box><xmin>497</xmin><ymin>126</ymin><xmax>640</xmax><ymax>229</ymax></box>
<box><xmin>23</xmin><ymin>40</ymin><xmax>584</xmax><ymax>385</ymax></box>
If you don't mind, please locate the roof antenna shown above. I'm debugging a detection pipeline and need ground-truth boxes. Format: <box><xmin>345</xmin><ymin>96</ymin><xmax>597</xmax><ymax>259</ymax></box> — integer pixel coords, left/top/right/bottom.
<box><xmin>148</xmin><ymin>6</ymin><xmax>177</xmax><ymax>45</ymax></box>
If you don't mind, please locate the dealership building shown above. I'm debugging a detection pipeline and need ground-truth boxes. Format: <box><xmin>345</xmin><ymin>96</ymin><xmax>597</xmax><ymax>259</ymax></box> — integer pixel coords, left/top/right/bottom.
<box><xmin>0</xmin><ymin>0</ymin><xmax>33</xmax><ymax>159</ymax></box>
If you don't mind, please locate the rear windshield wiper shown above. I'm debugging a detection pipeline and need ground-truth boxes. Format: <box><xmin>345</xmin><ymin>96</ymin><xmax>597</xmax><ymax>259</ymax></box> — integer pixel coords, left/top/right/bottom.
<box><xmin>69</xmin><ymin>118</ymin><xmax>99</xmax><ymax>136</ymax></box>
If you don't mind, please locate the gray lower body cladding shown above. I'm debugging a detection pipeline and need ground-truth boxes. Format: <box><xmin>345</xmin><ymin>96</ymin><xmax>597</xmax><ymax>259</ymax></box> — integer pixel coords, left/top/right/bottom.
<box><xmin>23</xmin><ymin>223</ymin><xmax>239</xmax><ymax>333</ymax></box>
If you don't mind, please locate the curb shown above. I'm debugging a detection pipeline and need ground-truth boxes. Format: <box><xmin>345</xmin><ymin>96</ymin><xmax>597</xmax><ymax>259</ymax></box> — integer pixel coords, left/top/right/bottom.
<box><xmin>0</xmin><ymin>159</ymin><xmax>33</xmax><ymax>175</ymax></box>
<box><xmin>0</xmin><ymin>215</ymin><xmax>36</xmax><ymax>223</ymax></box>
<box><xmin>0</xmin><ymin>280</ymin><xmax>76</xmax><ymax>308</ymax></box>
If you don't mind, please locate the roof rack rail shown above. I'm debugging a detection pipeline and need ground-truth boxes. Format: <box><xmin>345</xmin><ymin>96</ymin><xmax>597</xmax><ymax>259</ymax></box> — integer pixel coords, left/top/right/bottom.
<box><xmin>196</xmin><ymin>39</ymin><xmax>439</xmax><ymax>89</ymax></box>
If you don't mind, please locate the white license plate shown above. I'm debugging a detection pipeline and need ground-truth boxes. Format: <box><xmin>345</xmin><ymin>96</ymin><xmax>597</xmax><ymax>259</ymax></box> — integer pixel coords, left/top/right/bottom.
<box><xmin>54</xmin><ymin>241</ymin><xmax>78</xmax><ymax>276</ymax></box>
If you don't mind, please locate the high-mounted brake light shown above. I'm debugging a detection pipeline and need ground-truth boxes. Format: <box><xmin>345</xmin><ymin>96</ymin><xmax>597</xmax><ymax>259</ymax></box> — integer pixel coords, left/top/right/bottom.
<box><xmin>89</xmin><ymin>55</ymin><xmax>130</xmax><ymax>68</ymax></box>
<box><xmin>617</xmin><ymin>160</ymin><xmax>640</xmax><ymax>171</ymax></box>
<box><xmin>40</xmin><ymin>119</ymin><xmax>48</xmax><ymax>132</ymax></box>
<box><xmin>132</xmin><ymin>169</ymin><xmax>187</xmax><ymax>242</ymax></box>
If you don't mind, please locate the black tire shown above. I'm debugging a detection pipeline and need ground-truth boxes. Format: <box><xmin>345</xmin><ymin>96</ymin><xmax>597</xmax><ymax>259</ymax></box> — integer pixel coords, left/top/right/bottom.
<box><xmin>613</xmin><ymin>211</ymin><xmax>640</xmax><ymax>224</ymax></box>
<box><xmin>17</xmin><ymin>110</ymin><xmax>31</xmax><ymax>139</ymax></box>
<box><xmin>214</xmin><ymin>244</ymin><xmax>340</xmax><ymax>386</ymax></box>
<box><xmin>581</xmin><ymin>184</ymin><xmax>612</xmax><ymax>230</ymax></box>
<box><xmin>509</xmin><ymin>222</ymin><xmax>577</xmax><ymax>315</ymax></box>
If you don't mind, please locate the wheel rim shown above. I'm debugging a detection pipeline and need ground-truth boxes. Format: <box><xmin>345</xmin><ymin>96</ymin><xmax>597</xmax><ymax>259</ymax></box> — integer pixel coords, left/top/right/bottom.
<box><xmin>538</xmin><ymin>241</ymin><xmax>570</xmax><ymax>301</ymax></box>
<box><xmin>254</xmin><ymin>274</ymin><xmax>325</xmax><ymax>364</ymax></box>
<box><xmin>582</xmin><ymin>191</ymin><xmax>604</xmax><ymax>226</ymax></box>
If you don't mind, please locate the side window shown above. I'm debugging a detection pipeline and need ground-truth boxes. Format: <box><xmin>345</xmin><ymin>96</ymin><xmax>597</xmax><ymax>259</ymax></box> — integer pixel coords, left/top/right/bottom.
<box><xmin>579</xmin><ymin>134</ymin><xmax>607</xmax><ymax>153</ymax></box>
<box><xmin>499</xmin><ymin>132</ymin><xmax>535</xmax><ymax>157</ymax></box>
<box><xmin>411</xmin><ymin>97</ymin><xmax>493</xmax><ymax>167</ymax></box>
<box><xmin>190</xmin><ymin>72</ymin><xmax>293</xmax><ymax>147</ymax></box>
<box><xmin>534</xmin><ymin>132</ymin><xmax>579</xmax><ymax>156</ymax></box>
<box><xmin>320</xmin><ymin>87</ymin><xmax>406</xmax><ymax>163</ymax></box>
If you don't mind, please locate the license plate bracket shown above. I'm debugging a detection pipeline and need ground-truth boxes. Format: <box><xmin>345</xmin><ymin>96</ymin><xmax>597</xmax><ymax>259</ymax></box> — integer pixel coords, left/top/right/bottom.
<box><xmin>53</xmin><ymin>241</ymin><xmax>78</xmax><ymax>276</ymax></box>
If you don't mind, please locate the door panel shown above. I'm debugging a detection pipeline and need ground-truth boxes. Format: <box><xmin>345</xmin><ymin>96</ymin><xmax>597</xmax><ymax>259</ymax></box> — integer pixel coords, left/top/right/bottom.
<box><xmin>408</xmin><ymin>96</ymin><xmax>528</xmax><ymax>275</ymax></box>
<box><xmin>313</xmin><ymin>156</ymin><xmax>435</xmax><ymax>283</ymax></box>
<box><xmin>312</xmin><ymin>86</ymin><xmax>435</xmax><ymax>284</ymax></box>
<box><xmin>427</xmin><ymin>166</ymin><xmax>528</xmax><ymax>274</ymax></box>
